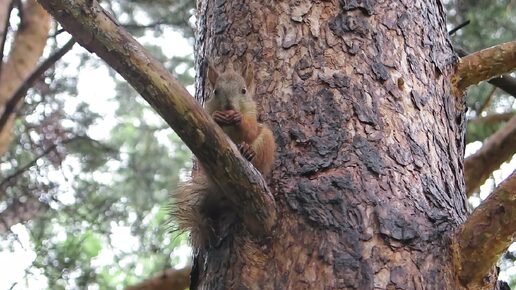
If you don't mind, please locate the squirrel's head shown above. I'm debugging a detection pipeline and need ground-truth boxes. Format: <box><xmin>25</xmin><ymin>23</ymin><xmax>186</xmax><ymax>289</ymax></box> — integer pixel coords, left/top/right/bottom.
<box><xmin>205</xmin><ymin>62</ymin><xmax>256</xmax><ymax>114</ymax></box>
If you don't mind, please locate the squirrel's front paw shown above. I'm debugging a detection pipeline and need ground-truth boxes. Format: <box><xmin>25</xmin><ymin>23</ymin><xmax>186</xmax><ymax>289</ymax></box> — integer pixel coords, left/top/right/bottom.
<box><xmin>213</xmin><ymin>110</ymin><xmax>241</xmax><ymax>125</ymax></box>
<box><xmin>238</xmin><ymin>142</ymin><xmax>256</xmax><ymax>162</ymax></box>
<box><xmin>223</xmin><ymin>110</ymin><xmax>241</xmax><ymax>125</ymax></box>
<box><xmin>213</xmin><ymin>111</ymin><xmax>231</xmax><ymax>125</ymax></box>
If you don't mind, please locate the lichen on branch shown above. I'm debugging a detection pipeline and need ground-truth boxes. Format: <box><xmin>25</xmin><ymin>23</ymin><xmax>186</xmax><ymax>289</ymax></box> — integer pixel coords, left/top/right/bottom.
<box><xmin>36</xmin><ymin>0</ymin><xmax>276</xmax><ymax>237</ymax></box>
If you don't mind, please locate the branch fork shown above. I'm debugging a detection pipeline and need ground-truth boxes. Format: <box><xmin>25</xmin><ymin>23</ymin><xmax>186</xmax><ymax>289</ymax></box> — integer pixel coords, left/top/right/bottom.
<box><xmin>36</xmin><ymin>0</ymin><xmax>277</xmax><ymax>237</ymax></box>
<box><xmin>456</xmin><ymin>171</ymin><xmax>516</xmax><ymax>287</ymax></box>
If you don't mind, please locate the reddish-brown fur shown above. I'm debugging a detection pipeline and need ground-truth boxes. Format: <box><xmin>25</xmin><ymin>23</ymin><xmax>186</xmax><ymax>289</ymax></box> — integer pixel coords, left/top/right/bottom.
<box><xmin>170</xmin><ymin>62</ymin><xmax>276</xmax><ymax>249</ymax></box>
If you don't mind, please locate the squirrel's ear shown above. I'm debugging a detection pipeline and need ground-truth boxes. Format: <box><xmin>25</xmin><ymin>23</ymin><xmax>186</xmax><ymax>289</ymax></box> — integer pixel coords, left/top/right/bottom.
<box><xmin>207</xmin><ymin>63</ymin><xmax>219</xmax><ymax>87</ymax></box>
<box><xmin>242</xmin><ymin>61</ymin><xmax>254</xmax><ymax>89</ymax></box>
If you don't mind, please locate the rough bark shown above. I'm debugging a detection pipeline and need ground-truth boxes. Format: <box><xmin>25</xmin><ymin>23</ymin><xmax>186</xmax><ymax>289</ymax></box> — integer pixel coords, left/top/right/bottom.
<box><xmin>193</xmin><ymin>0</ymin><xmax>481</xmax><ymax>289</ymax></box>
<box><xmin>453</xmin><ymin>41</ymin><xmax>516</xmax><ymax>93</ymax></box>
<box><xmin>37</xmin><ymin>0</ymin><xmax>276</xmax><ymax>237</ymax></box>
<box><xmin>465</xmin><ymin>115</ymin><xmax>516</xmax><ymax>196</ymax></box>
<box><xmin>0</xmin><ymin>0</ymin><xmax>50</xmax><ymax>157</ymax></box>
<box><xmin>124</xmin><ymin>267</ymin><xmax>190</xmax><ymax>290</ymax></box>
<box><xmin>31</xmin><ymin>0</ymin><xmax>508</xmax><ymax>289</ymax></box>
<box><xmin>458</xmin><ymin>171</ymin><xmax>516</xmax><ymax>288</ymax></box>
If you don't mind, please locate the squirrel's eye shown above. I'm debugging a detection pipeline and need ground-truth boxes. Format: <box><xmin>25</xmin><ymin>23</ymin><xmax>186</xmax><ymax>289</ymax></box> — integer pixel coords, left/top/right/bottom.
<box><xmin>241</xmin><ymin>88</ymin><xmax>247</xmax><ymax>94</ymax></box>
<box><xmin>213</xmin><ymin>89</ymin><xmax>218</xmax><ymax>95</ymax></box>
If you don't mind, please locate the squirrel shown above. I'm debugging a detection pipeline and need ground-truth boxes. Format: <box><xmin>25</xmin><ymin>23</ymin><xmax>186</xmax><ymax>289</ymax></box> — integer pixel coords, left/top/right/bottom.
<box><xmin>170</xmin><ymin>62</ymin><xmax>276</xmax><ymax>249</ymax></box>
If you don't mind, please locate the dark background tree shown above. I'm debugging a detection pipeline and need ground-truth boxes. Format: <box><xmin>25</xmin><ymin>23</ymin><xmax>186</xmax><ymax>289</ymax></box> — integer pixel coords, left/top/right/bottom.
<box><xmin>0</xmin><ymin>0</ymin><xmax>514</xmax><ymax>289</ymax></box>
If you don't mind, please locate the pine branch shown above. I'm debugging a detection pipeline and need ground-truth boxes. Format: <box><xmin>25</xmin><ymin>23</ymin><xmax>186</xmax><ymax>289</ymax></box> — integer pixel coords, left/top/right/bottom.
<box><xmin>453</xmin><ymin>41</ymin><xmax>516</xmax><ymax>93</ymax></box>
<box><xmin>456</xmin><ymin>48</ymin><xmax>516</xmax><ymax>97</ymax></box>
<box><xmin>448</xmin><ymin>20</ymin><xmax>470</xmax><ymax>36</ymax></box>
<box><xmin>36</xmin><ymin>0</ymin><xmax>277</xmax><ymax>237</ymax></box>
<box><xmin>457</xmin><ymin>171</ymin><xmax>516</xmax><ymax>287</ymax></box>
<box><xmin>0</xmin><ymin>38</ymin><xmax>75</xmax><ymax>132</ymax></box>
<box><xmin>0</xmin><ymin>135</ymin><xmax>103</xmax><ymax>189</ymax></box>
<box><xmin>464</xmin><ymin>114</ymin><xmax>516</xmax><ymax>196</ymax></box>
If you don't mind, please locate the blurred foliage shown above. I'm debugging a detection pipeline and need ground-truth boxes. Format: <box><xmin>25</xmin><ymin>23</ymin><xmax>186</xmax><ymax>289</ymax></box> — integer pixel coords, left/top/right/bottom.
<box><xmin>0</xmin><ymin>0</ymin><xmax>194</xmax><ymax>289</ymax></box>
<box><xmin>0</xmin><ymin>0</ymin><xmax>514</xmax><ymax>289</ymax></box>
<box><xmin>466</xmin><ymin>119</ymin><xmax>505</xmax><ymax>143</ymax></box>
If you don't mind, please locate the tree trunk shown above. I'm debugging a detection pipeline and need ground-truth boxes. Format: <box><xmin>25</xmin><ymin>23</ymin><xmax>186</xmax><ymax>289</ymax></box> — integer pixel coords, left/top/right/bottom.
<box><xmin>192</xmin><ymin>1</ymin><xmax>490</xmax><ymax>289</ymax></box>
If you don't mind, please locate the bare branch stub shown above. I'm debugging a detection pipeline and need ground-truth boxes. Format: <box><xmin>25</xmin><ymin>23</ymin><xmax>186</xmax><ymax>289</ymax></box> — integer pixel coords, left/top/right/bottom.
<box><xmin>453</xmin><ymin>41</ymin><xmax>516</xmax><ymax>93</ymax></box>
<box><xmin>36</xmin><ymin>0</ymin><xmax>276</xmax><ymax>236</ymax></box>
<box><xmin>458</xmin><ymin>171</ymin><xmax>516</xmax><ymax>287</ymax></box>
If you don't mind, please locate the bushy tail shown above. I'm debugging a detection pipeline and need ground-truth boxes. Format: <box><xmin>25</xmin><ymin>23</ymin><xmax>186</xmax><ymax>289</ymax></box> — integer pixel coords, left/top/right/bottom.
<box><xmin>169</xmin><ymin>175</ymin><xmax>231</xmax><ymax>249</ymax></box>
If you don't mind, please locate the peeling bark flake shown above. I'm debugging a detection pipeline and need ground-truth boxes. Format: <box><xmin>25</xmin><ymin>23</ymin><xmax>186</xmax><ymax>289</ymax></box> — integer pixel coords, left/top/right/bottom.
<box><xmin>341</xmin><ymin>0</ymin><xmax>375</xmax><ymax>16</ymax></box>
<box><xmin>371</xmin><ymin>62</ymin><xmax>389</xmax><ymax>82</ymax></box>
<box><xmin>353</xmin><ymin>136</ymin><xmax>384</xmax><ymax>175</ymax></box>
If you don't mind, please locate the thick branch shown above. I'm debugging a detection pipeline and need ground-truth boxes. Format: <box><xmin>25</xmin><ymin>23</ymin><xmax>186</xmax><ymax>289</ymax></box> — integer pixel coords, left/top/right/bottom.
<box><xmin>37</xmin><ymin>0</ymin><xmax>276</xmax><ymax>236</ymax></box>
<box><xmin>456</xmin><ymin>48</ymin><xmax>516</xmax><ymax>97</ymax></box>
<box><xmin>465</xmin><ymin>114</ymin><xmax>516</xmax><ymax>196</ymax></box>
<box><xmin>453</xmin><ymin>41</ymin><xmax>516</xmax><ymax>92</ymax></box>
<box><xmin>457</xmin><ymin>171</ymin><xmax>516</xmax><ymax>286</ymax></box>
<box><xmin>0</xmin><ymin>38</ymin><xmax>75</xmax><ymax>132</ymax></box>
<box><xmin>124</xmin><ymin>267</ymin><xmax>190</xmax><ymax>290</ymax></box>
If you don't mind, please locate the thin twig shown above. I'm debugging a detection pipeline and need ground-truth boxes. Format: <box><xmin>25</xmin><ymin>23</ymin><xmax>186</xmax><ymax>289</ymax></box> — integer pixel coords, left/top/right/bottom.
<box><xmin>122</xmin><ymin>20</ymin><xmax>169</xmax><ymax>30</ymax></box>
<box><xmin>0</xmin><ymin>38</ymin><xmax>75</xmax><ymax>132</ymax></box>
<box><xmin>48</xmin><ymin>27</ymin><xmax>66</xmax><ymax>39</ymax></box>
<box><xmin>448</xmin><ymin>20</ymin><xmax>470</xmax><ymax>36</ymax></box>
<box><xmin>0</xmin><ymin>135</ymin><xmax>107</xmax><ymax>189</ymax></box>
<box><xmin>0</xmin><ymin>141</ymin><xmax>59</xmax><ymax>189</ymax></box>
